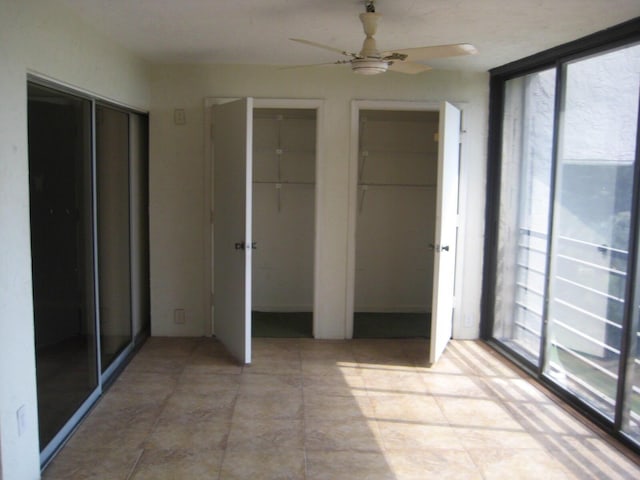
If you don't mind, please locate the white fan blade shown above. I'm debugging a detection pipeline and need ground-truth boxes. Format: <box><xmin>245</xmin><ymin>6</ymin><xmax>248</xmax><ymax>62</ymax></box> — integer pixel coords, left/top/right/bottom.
<box><xmin>387</xmin><ymin>61</ymin><xmax>432</xmax><ymax>74</ymax></box>
<box><xmin>383</xmin><ymin>43</ymin><xmax>477</xmax><ymax>61</ymax></box>
<box><xmin>290</xmin><ymin>38</ymin><xmax>357</xmax><ymax>58</ymax></box>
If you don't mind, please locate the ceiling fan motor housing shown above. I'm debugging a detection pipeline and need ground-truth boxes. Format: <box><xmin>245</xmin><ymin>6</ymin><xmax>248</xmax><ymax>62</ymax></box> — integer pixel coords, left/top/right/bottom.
<box><xmin>351</xmin><ymin>58</ymin><xmax>388</xmax><ymax>75</ymax></box>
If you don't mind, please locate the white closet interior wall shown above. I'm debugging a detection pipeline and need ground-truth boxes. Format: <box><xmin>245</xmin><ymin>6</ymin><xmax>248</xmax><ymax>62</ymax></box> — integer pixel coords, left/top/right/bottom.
<box><xmin>355</xmin><ymin>110</ymin><xmax>439</xmax><ymax>313</ymax></box>
<box><xmin>252</xmin><ymin>108</ymin><xmax>316</xmax><ymax>312</ymax></box>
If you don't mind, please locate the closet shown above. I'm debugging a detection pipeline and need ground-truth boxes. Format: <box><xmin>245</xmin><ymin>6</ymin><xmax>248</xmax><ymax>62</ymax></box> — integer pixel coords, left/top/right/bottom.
<box><xmin>354</xmin><ymin>110</ymin><xmax>439</xmax><ymax>337</ymax></box>
<box><xmin>251</xmin><ymin>108</ymin><xmax>316</xmax><ymax>337</ymax></box>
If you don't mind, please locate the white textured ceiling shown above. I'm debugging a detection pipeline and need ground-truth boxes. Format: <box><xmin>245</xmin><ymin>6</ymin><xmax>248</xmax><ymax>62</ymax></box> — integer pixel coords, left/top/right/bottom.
<box><xmin>55</xmin><ymin>0</ymin><xmax>640</xmax><ymax>71</ymax></box>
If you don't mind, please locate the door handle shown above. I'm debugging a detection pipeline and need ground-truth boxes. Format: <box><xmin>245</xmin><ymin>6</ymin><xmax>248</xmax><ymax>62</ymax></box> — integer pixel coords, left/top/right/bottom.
<box><xmin>234</xmin><ymin>242</ymin><xmax>257</xmax><ymax>250</ymax></box>
<box><xmin>429</xmin><ymin>244</ymin><xmax>449</xmax><ymax>252</ymax></box>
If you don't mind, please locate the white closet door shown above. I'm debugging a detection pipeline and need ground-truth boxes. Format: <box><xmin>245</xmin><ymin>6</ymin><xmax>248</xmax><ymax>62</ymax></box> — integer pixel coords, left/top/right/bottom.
<box><xmin>429</xmin><ymin>102</ymin><xmax>461</xmax><ymax>364</ymax></box>
<box><xmin>212</xmin><ymin>98</ymin><xmax>253</xmax><ymax>364</ymax></box>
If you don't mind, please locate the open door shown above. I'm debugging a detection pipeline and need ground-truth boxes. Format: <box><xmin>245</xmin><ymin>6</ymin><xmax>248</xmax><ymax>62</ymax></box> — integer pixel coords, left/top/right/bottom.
<box><xmin>212</xmin><ymin>98</ymin><xmax>253</xmax><ymax>364</ymax></box>
<box><xmin>429</xmin><ymin>102</ymin><xmax>461</xmax><ymax>364</ymax></box>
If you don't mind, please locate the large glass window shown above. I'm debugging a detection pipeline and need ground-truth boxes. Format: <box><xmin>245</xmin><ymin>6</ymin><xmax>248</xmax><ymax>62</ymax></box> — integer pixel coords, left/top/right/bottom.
<box><xmin>487</xmin><ymin>32</ymin><xmax>640</xmax><ymax>451</ymax></box>
<box><xmin>28</xmin><ymin>84</ymin><xmax>98</xmax><ymax>449</ymax></box>
<box><xmin>493</xmin><ymin>69</ymin><xmax>556</xmax><ymax>363</ymax></box>
<box><xmin>96</xmin><ymin>105</ymin><xmax>132</xmax><ymax>372</ymax></box>
<box><xmin>624</xmin><ymin>263</ymin><xmax>640</xmax><ymax>442</ymax></box>
<box><xmin>544</xmin><ymin>43</ymin><xmax>640</xmax><ymax>419</ymax></box>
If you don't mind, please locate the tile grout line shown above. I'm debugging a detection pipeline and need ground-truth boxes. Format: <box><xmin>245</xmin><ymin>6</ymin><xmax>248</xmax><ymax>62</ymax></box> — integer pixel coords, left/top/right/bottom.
<box><xmin>451</xmin><ymin>340</ymin><xmax>624</xmax><ymax>479</ymax></box>
<box><xmin>357</xmin><ymin>342</ymin><xmax>386</xmax><ymax>454</ymax></box>
<box><xmin>122</xmin><ymin>340</ymin><xmax>197</xmax><ymax>479</ymax></box>
<box><xmin>214</xmin><ymin>364</ymin><xmax>243</xmax><ymax>480</ymax></box>
<box><xmin>45</xmin><ymin>338</ymin><xmax>640</xmax><ymax>478</ymax></box>
<box><xmin>124</xmin><ymin>448</ymin><xmax>145</xmax><ymax>480</ymax></box>
<box><xmin>424</xmin><ymin>342</ymin><xmax>488</xmax><ymax>479</ymax></box>
<box><xmin>298</xmin><ymin>343</ymin><xmax>309</xmax><ymax>480</ymax></box>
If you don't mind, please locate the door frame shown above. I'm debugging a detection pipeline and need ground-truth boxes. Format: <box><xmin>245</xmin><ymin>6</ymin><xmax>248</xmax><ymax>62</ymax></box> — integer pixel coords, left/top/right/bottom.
<box><xmin>204</xmin><ymin>97</ymin><xmax>325</xmax><ymax>338</ymax></box>
<box><xmin>345</xmin><ymin>99</ymin><xmax>464</xmax><ymax>339</ymax></box>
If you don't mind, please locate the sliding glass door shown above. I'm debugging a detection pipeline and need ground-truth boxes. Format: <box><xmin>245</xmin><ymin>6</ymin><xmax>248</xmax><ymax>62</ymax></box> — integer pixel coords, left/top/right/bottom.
<box><xmin>486</xmin><ymin>31</ymin><xmax>640</xmax><ymax>450</ymax></box>
<box><xmin>28</xmin><ymin>83</ymin><xmax>98</xmax><ymax>450</ymax></box>
<box><xmin>96</xmin><ymin>105</ymin><xmax>132</xmax><ymax>372</ymax></box>
<box><xmin>544</xmin><ymin>44</ymin><xmax>640</xmax><ymax>419</ymax></box>
<box><xmin>492</xmin><ymin>68</ymin><xmax>556</xmax><ymax>364</ymax></box>
<box><xmin>624</xmin><ymin>243</ymin><xmax>640</xmax><ymax>441</ymax></box>
<box><xmin>27</xmin><ymin>80</ymin><xmax>149</xmax><ymax>464</ymax></box>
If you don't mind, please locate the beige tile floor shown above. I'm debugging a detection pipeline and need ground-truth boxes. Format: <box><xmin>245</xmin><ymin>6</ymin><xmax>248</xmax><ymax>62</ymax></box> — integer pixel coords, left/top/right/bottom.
<box><xmin>43</xmin><ymin>337</ymin><xmax>640</xmax><ymax>479</ymax></box>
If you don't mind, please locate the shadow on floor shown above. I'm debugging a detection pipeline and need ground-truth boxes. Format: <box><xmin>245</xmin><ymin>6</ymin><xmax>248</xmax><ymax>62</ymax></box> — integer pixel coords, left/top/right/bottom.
<box><xmin>251</xmin><ymin>311</ymin><xmax>313</xmax><ymax>338</ymax></box>
<box><xmin>353</xmin><ymin>312</ymin><xmax>431</xmax><ymax>338</ymax></box>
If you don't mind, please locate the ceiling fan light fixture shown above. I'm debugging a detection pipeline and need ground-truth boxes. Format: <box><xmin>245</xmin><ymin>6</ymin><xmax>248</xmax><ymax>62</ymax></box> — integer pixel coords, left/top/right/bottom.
<box><xmin>351</xmin><ymin>58</ymin><xmax>388</xmax><ymax>75</ymax></box>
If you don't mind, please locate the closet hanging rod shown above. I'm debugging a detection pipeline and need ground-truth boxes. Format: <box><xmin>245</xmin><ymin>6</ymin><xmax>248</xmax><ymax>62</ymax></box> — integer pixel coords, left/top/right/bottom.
<box><xmin>358</xmin><ymin>183</ymin><xmax>435</xmax><ymax>188</ymax></box>
<box><xmin>254</xmin><ymin>180</ymin><xmax>315</xmax><ymax>185</ymax></box>
<box><xmin>357</xmin><ymin>148</ymin><xmax>433</xmax><ymax>155</ymax></box>
<box><xmin>253</xmin><ymin>114</ymin><xmax>317</xmax><ymax>121</ymax></box>
<box><xmin>253</xmin><ymin>147</ymin><xmax>316</xmax><ymax>154</ymax></box>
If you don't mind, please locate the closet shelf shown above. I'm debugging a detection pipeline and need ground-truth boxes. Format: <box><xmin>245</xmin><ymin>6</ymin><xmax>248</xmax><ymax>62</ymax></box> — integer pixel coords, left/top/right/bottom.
<box><xmin>254</xmin><ymin>147</ymin><xmax>316</xmax><ymax>155</ymax></box>
<box><xmin>358</xmin><ymin>182</ymin><xmax>435</xmax><ymax>188</ymax></box>
<box><xmin>254</xmin><ymin>180</ymin><xmax>315</xmax><ymax>185</ymax></box>
<box><xmin>359</xmin><ymin>148</ymin><xmax>434</xmax><ymax>155</ymax></box>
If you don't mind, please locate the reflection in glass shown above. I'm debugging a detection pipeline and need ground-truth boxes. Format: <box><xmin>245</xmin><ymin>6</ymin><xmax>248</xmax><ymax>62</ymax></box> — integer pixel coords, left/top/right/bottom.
<box><xmin>28</xmin><ymin>83</ymin><xmax>98</xmax><ymax>448</ymax></box>
<box><xmin>544</xmin><ymin>43</ymin><xmax>640</xmax><ymax>419</ymax></box>
<box><xmin>622</xmin><ymin>43</ymin><xmax>640</xmax><ymax>439</ymax></box>
<box><xmin>624</xmin><ymin>275</ymin><xmax>640</xmax><ymax>443</ymax></box>
<box><xmin>130</xmin><ymin>114</ymin><xmax>151</xmax><ymax>340</ymax></box>
<box><xmin>96</xmin><ymin>105</ymin><xmax>132</xmax><ymax>371</ymax></box>
<box><xmin>492</xmin><ymin>69</ymin><xmax>556</xmax><ymax>362</ymax></box>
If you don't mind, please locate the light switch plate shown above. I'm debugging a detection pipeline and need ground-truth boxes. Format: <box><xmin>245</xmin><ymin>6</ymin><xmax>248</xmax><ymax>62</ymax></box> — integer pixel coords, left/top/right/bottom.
<box><xmin>174</xmin><ymin>108</ymin><xmax>186</xmax><ymax>125</ymax></box>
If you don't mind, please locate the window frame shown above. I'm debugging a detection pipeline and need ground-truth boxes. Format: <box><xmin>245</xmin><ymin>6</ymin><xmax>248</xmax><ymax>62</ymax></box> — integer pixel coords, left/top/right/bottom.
<box><xmin>482</xmin><ymin>16</ymin><xmax>640</xmax><ymax>452</ymax></box>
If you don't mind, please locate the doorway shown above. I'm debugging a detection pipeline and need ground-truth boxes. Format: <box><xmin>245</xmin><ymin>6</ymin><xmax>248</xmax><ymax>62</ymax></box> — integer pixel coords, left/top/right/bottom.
<box><xmin>353</xmin><ymin>109</ymin><xmax>438</xmax><ymax>338</ymax></box>
<box><xmin>347</xmin><ymin>101</ymin><xmax>461</xmax><ymax>364</ymax></box>
<box><xmin>209</xmin><ymin>98</ymin><xmax>322</xmax><ymax>363</ymax></box>
<box><xmin>251</xmin><ymin>108</ymin><xmax>316</xmax><ymax>338</ymax></box>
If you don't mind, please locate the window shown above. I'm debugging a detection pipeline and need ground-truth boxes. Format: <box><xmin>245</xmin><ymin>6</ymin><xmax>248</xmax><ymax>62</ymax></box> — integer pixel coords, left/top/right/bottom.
<box><xmin>544</xmin><ymin>43</ymin><xmax>640</xmax><ymax>420</ymax></box>
<box><xmin>484</xmin><ymin>19</ymin><xmax>640</xmax><ymax>450</ymax></box>
<box><xmin>492</xmin><ymin>68</ymin><xmax>556</xmax><ymax>363</ymax></box>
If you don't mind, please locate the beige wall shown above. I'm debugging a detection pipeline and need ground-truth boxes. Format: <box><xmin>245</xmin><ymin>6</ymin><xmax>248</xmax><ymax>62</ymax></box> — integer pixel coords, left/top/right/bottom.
<box><xmin>149</xmin><ymin>64</ymin><xmax>489</xmax><ymax>339</ymax></box>
<box><xmin>0</xmin><ymin>2</ymin><xmax>150</xmax><ymax>478</ymax></box>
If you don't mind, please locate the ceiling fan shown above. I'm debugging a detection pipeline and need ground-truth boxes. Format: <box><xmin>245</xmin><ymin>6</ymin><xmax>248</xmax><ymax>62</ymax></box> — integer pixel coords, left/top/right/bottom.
<box><xmin>290</xmin><ymin>0</ymin><xmax>477</xmax><ymax>75</ymax></box>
